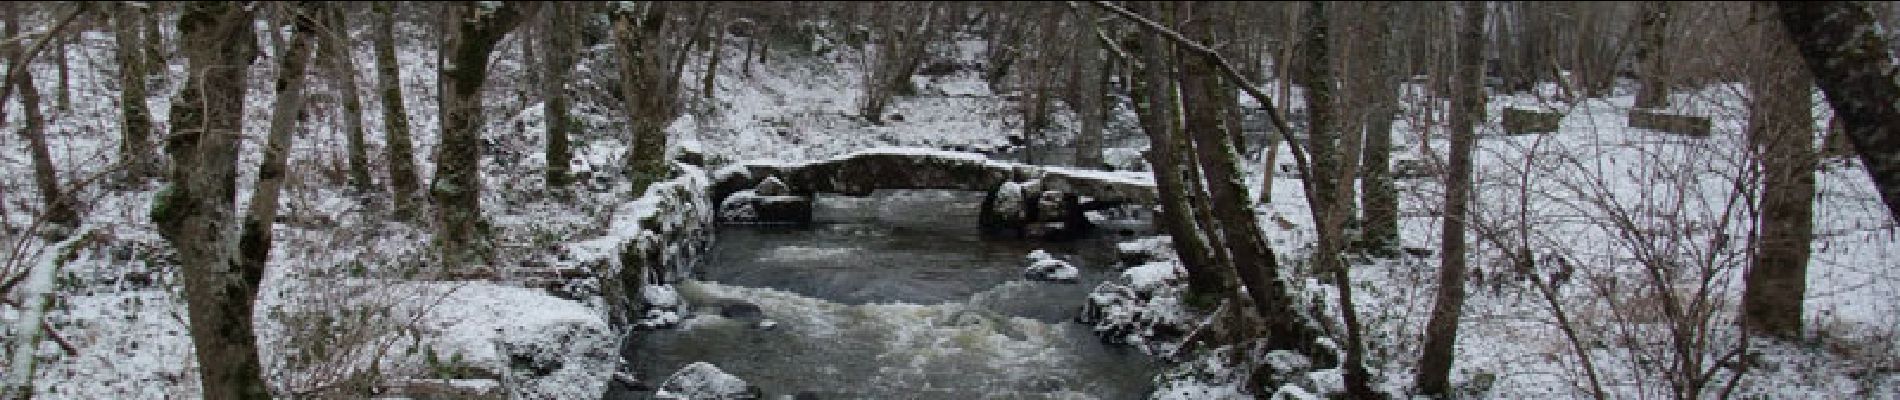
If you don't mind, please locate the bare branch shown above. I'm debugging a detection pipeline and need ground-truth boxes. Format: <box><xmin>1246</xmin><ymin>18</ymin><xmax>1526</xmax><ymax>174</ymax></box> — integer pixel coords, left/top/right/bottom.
<box><xmin>1084</xmin><ymin>0</ymin><xmax>1315</xmax><ymax>200</ymax></box>
<box><xmin>0</xmin><ymin>3</ymin><xmax>89</xmax><ymax>114</ymax></box>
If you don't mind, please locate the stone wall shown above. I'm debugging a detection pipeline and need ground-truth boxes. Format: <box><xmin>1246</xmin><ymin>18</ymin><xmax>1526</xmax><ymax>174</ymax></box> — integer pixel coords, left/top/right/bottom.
<box><xmin>564</xmin><ymin>162</ymin><xmax>716</xmax><ymax>330</ymax></box>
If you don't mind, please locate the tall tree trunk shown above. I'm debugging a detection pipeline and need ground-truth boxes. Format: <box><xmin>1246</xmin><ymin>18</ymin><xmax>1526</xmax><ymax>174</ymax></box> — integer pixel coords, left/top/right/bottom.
<box><xmin>1071</xmin><ymin>6</ymin><xmax>1107</xmax><ymax>169</ymax></box>
<box><xmin>1174</xmin><ymin>46</ymin><xmax>1238</xmax><ymax>312</ymax></box>
<box><xmin>374</xmin><ymin>1</ymin><xmax>424</xmax><ymax>219</ymax></box>
<box><xmin>1172</xmin><ymin>0</ymin><xmax>1332</xmax><ymax>362</ymax></box>
<box><xmin>1260</xmin><ymin>7</ymin><xmax>1298</xmax><ymax>203</ymax></box>
<box><xmin>1633</xmin><ymin>1</ymin><xmax>1673</xmax><ymax>109</ymax></box>
<box><xmin>1416</xmin><ymin>1</ymin><xmax>1485</xmax><ymax>395</ymax></box>
<box><xmin>543</xmin><ymin>2</ymin><xmax>577</xmax><ymax>188</ymax></box>
<box><xmin>319</xmin><ymin>5</ymin><xmax>374</xmax><ymax>192</ymax></box>
<box><xmin>1300</xmin><ymin>1</ymin><xmax>1342</xmax><ymax>238</ymax></box>
<box><xmin>616</xmin><ymin>2</ymin><xmax>680</xmax><ymax>195</ymax></box>
<box><xmin>151</xmin><ymin>2</ymin><xmax>266</xmax><ymax>398</ymax></box>
<box><xmin>142</xmin><ymin>3</ymin><xmax>166</xmax><ymax>69</ymax></box>
<box><xmin>1359</xmin><ymin>2</ymin><xmax>1401</xmax><ymax>255</ymax></box>
<box><xmin>433</xmin><ymin>1</ymin><xmax>528</xmax><ymax>266</ymax></box>
<box><xmin>1306</xmin><ymin>3</ymin><xmax>1377</xmax><ymax>395</ymax></box>
<box><xmin>1123</xmin><ymin>3</ymin><xmax>1222</xmax><ymax>305</ymax></box>
<box><xmin>237</xmin><ymin>3</ymin><xmax>317</xmax><ymax>292</ymax></box>
<box><xmin>53</xmin><ymin>31</ymin><xmax>70</xmax><ymax>112</ymax></box>
<box><xmin>114</xmin><ymin>2</ymin><xmax>160</xmax><ymax>184</ymax></box>
<box><xmin>1772</xmin><ymin>1</ymin><xmax>1900</xmax><ymax>223</ymax></box>
<box><xmin>1741</xmin><ymin>3</ymin><xmax>1816</xmax><ymax>341</ymax></box>
<box><xmin>700</xmin><ymin>11</ymin><xmax>722</xmax><ymax>100</ymax></box>
<box><xmin>4</xmin><ymin>7</ymin><xmax>79</xmax><ymax>236</ymax></box>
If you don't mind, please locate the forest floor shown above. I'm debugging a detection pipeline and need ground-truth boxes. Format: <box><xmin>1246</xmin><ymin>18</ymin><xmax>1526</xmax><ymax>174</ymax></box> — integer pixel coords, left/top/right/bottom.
<box><xmin>0</xmin><ymin>20</ymin><xmax>1895</xmax><ymax>400</ymax></box>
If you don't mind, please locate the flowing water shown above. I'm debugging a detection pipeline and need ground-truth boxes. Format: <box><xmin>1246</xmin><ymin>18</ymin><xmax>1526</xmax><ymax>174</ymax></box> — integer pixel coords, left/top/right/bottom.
<box><xmin>609</xmin><ymin>190</ymin><xmax>1164</xmax><ymax>399</ymax></box>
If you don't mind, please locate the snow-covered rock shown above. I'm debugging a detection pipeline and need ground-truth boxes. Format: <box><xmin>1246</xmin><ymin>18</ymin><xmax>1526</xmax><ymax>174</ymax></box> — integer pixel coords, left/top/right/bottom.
<box><xmin>644</xmin><ymin>284</ymin><xmax>683</xmax><ymax>309</ymax></box>
<box><xmin>1081</xmin><ymin>239</ymin><xmax>1197</xmax><ymax>355</ymax></box>
<box><xmin>1026</xmin><ymin>249</ymin><xmax>1055</xmax><ymax>263</ymax></box>
<box><xmin>1023</xmin><ymin>258</ymin><xmax>1079</xmax><ymax>283</ymax></box>
<box><xmin>655</xmin><ymin>362</ymin><xmax>761</xmax><ymax>399</ymax></box>
<box><xmin>718</xmin><ymin>190</ymin><xmax>814</xmax><ymax>225</ymax></box>
<box><xmin>1116</xmin><ymin>235</ymin><xmax>1175</xmax><ymax>265</ymax></box>
<box><xmin>639</xmin><ymin>284</ymin><xmax>687</xmax><ymax>330</ymax></box>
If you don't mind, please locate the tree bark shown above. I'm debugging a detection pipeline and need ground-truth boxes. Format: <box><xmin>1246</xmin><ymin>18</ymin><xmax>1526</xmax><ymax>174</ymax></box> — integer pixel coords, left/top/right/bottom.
<box><xmin>615</xmin><ymin>2</ymin><xmax>680</xmax><ymax>195</ymax></box>
<box><xmin>320</xmin><ymin>5</ymin><xmax>375</xmax><ymax>192</ymax></box>
<box><xmin>1359</xmin><ymin>2</ymin><xmax>1401</xmax><ymax>255</ymax></box>
<box><xmin>543</xmin><ymin>2</ymin><xmax>577</xmax><ymax>188</ymax></box>
<box><xmin>1634</xmin><ymin>1</ymin><xmax>1674</xmax><ymax>109</ymax></box>
<box><xmin>4</xmin><ymin>5</ymin><xmax>79</xmax><ymax>236</ymax></box>
<box><xmin>150</xmin><ymin>2</ymin><xmax>267</xmax><ymax>398</ymax></box>
<box><xmin>1742</xmin><ymin>3</ymin><xmax>1816</xmax><ymax>341</ymax></box>
<box><xmin>237</xmin><ymin>3</ymin><xmax>317</xmax><ymax>297</ymax></box>
<box><xmin>700</xmin><ymin>11</ymin><xmax>722</xmax><ymax>100</ymax></box>
<box><xmin>1123</xmin><ymin>2</ymin><xmax>1221</xmax><ymax>308</ymax></box>
<box><xmin>142</xmin><ymin>3</ymin><xmax>166</xmax><ymax>69</ymax></box>
<box><xmin>1416</xmin><ymin>1</ymin><xmax>1485</xmax><ymax>396</ymax></box>
<box><xmin>1300</xmin><ymin>1</ymin><xmax>1342</xmax><ymax>236</ymax></box>
<box><xmin>433</xmin><ymin>1</ymin><xmax>529</xmax><ymax>266</ymax></box>
<box><xmin>374</xmin><ymin>1</ymin><xmax>424</xmax><ymax>219</ymax></box>
<box><xmin>1772</xmin><ymin>1</ymin><xmax>1900</xmax><ymax>223</ymax></box>
<box><xmin>114</xmin><ymin>2</ymin><xmax>160</xmax><ymax>184</ymax></box>
<box><xmin>53</xmin><ymin>27</ymin><xmax>70</xmax><ymax>112</ymax></box>
<box><xmin>1174</xmin><ymin>0</ymin><xmax>1333</xmax><ymax>362</ymax></box>
<box><xmin>1070</xmin><ymin>6</ymin><xmax>1107</xmax><ymax>169</ymax></box>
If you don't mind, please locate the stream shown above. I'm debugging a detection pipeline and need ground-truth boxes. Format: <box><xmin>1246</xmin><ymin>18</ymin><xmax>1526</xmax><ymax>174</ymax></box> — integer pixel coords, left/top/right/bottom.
<box><xmin>607</xmin><ymin>189</ymin><xmax>1165</xmax><ymax>399</ymax></box>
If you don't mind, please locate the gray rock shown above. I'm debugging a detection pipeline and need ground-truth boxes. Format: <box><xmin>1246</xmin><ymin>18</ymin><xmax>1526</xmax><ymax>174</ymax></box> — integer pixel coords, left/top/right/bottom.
<box><xmin>656</xmin><ymin>362</ymin><xmax>761</xmax><ymax>399</ymax></box>
<box><xmin>755</xmin><ymin>176</ymin><xmax>791</xmax><ymax>196</ymax></box>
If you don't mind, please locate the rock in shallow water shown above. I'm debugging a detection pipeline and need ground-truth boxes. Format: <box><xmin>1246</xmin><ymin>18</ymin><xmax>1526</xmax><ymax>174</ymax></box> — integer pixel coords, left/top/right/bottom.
<box><xmin>656</xmin><ymin>362</ymin><xmax>762</xmax><ymax>399</ymax></box>
<box><xmin>1023</xmin><ymin>257</ymin><xmax>1079</xmax><ymax>283</ymax></box>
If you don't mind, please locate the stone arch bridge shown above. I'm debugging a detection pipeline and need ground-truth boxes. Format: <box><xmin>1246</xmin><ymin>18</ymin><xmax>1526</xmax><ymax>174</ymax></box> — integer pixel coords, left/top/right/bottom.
<box><xmin>709</xmin><ymin>148</ymin><xmax>1156</xmax><ymax>238</ymax></box>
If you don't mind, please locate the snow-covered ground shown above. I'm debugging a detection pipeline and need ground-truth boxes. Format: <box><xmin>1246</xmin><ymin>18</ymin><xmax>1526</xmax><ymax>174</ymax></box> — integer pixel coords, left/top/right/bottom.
<box><xmin>1</xmin><ymin>9</ymin><xmax>1895</xmax><ymax>400</ymax></box>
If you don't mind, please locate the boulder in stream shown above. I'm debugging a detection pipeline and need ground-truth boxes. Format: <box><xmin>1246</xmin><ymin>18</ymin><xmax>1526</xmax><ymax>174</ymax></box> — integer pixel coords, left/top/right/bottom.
<box><xmin>655</xmin><ymin>362</ymin><xmax>762</xmax><ymax>399</ymax></box>
<box><xmin>1023</xmin><ymin>258</ymin><xmax>1079</xmax><ymax>283</ymax></box>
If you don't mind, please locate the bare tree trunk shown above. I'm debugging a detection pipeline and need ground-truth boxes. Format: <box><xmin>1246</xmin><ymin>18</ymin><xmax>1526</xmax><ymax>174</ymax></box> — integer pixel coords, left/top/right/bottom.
<box><xmin>1175</xmin><ymin>40</ymin><xmax>1239</xmax><ymax>310</ymax></box>
<box><xmin>150</xmin><ymin>2</ymin><xmax>266</xmax><ymax>398</ymax></box>
<box><xmin>1070</xmin><ymin>5</ymin><xmax>1107</xmax><ymax>169</ymax></box>
<box><xmin>142</xmin><ymin>3</ymin><xmax>166</xmax><ymax>69</ymax></box>
<box><xmin>1300</xmin><ymin>1</ymin><xmax>1342</xmax><ymax>237</ymax></box>
<box><xmin>3</xmin><ymin>6</ymin><xmax>79</xmax><ymax>236</ymax></box>
<box><xmin>1360</xmin><ymin>2</ymin><xmax>1401</xmax><ymax>255</ymax></box>
<box><xmin>53</xmin><ymin>30</ymin><xmax>70</xmax><ymax>112</ymax></box>
<box><xmin>1742</xmin><ymin>3</ymin><xmax>1816</xmax><ymax>340</ymax></box>
<box><xmin>1306</xmin><ymin>3</ymin><xmax>1377</xmax><ymax>395</ymax></box>
<box><xmin>861</xmin><ymin>2</ymin><xmax>936</xmax><ymax>124</ymax></box>
<box><xmin>1634</xmin><ymin>1</ymin><xmax>1674</xmax><ymax>109</ymax></box>
<box><xmin>1123</xmin><ymin>3</ymin><xmax>1221</xmax><ymax>304</ymax></box>
<box><xmin>543</xmin><ymin>2</ymin><xmax>577</xmax><ymax>188</ymax></box>
<box><xmin>114</xmin><ymin>2</ymin><xmax>160</xmax><ymax>184</ymax></box>
<box><xmin>700</xmin><ymin>11</ymin><xmax>722</xmax><ymax>100</ymax></box>
<box><xmin>615</xmin><ymin>2</ymin><xmax>680</xmax><ymax>195</ymax></box>
<box><xmin>1169</xmin><ymin>0</ymin><xmax>1334</xmax><ymax>362</ymax></box>
<box><xmin>1772</xmin><ymin>1</ymin><xmax>1900</xmax><ymax>223</ymax></box>
<box><xmin>315</xmin><ymin>5</ymin><xmax>373</xmax><ymax>193</ymax></box>
<box><xmin>238</xmin><ymin>3</ymin><xmax>317</xmax><ymax>292</ymax></box>
<box><xmin>1416</xmin><ymin>1</ymin><xmax>1485</xmax><ymax>396</ymax></box>
<box><xmin>374</xmin><ymin>1</ymin><xmax>424</xmax><ymax>219</ymax></box>
<box><xmin>1260</xmin><ymin>7</ymin><xmax>1299</xmax><ymax>203</ymax></box>
<box><xmin>433</xmin><ymin>1</ymin><xmax>528</xmax><ymax>266</ymax></box>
